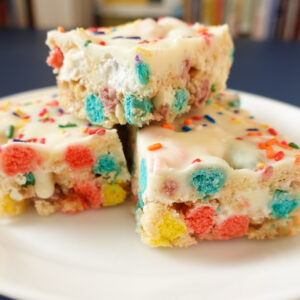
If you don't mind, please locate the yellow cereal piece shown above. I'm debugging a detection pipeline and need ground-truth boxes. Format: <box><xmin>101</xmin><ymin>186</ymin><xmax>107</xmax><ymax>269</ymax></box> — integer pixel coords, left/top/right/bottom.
<box><xmin>211</xmin><ymin>103</ymin><xmax>223</xmax><ymax>110</ymax></box>
<box><xmin>103</xmin><ymin>183</ymin><xmax>127</xmax><ymax>207</ymax></box>
<box><xmin>135</xmin><ymin>47</ymin><xmax>152</xmax><ymax>57</ymax></box>
<box><xmin>18</xmin><ymin>128</ymin><xmax>25</xmax><ymax>134</ymax></box>
<box><xmin>42</xmin><ymin>113</ymin><xmax>49</xmax><ymax>119</ymax></box>
<box><xmin>0</xmin><ymin>195</ymin><xmax>26</xmax><ymax>217</ymax></box>
<box><xmin>150</xmin><ymin>213</ymin><xmax>187</xmax><ymax>247</ymax></box>
<box><xmin>79</xmin><ymin>27</ymin><xmax>86</xmax><ymax>34</ymax></box>
<box><xmin>60</xmin><ymin>129</ymin><xmax>66</xmax><ymax>134</ymax></box>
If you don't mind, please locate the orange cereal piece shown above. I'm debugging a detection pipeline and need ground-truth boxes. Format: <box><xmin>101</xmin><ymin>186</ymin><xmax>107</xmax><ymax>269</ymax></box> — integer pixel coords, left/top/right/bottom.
<box><xmin>185</xmin><ymin>205</ymin><xmax>216</xmax><ymax>238</ymax></box>
<box><xmin>1</xmin><ymin>145</ymin><xmax>41</xmax><ymax>176</ymax></box>
<box><xmin>46</xmin><ymin>46</ymin><xmax>64</xmax><ymax>69</ymax></box>
<box><xmin>64</xmin><ymin>145</ymin><xmax>95</xmax><ymax>171</ymax></box>
<box><xmin>295</xmin><ymin>155</ymin><xmax>300</xmax><ymax>164</ymax></box>
<box><xmin>74</xmin><ymin>180</ymin><xmax>102</xmax><ymax>209</ymax></box>
<box><xmin>212</xmin><ymin>215</ymin><xmax>249</xmax><ymax>240</ymax></box>
<box><xmin>147</xmin><ymin>143</ymin><xmax>162</xmax><ymax>151</ymax></box>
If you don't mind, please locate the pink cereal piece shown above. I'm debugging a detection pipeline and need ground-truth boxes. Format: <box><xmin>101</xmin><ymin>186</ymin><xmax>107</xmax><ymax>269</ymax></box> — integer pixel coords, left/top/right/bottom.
<box><xmin>159</xmin><ymin>104</ymin><xmax>169</xmax><ymax>121</ymax></box>
<box><xmin>160</xmin><ymin>179</ymin><xmax>178</xmax><ymax>197</ymax></box>
<box><xmin>196</xmin><ymin>79</ymin><xmax>210</xmax><ymax>106</ymax></box>
<box><xmin>60</xmin><ymin>191</ymin><xmax>90</xmax><ymax>215</ymax></box>
<box><xmin>46</xmin><ymin>46</ymin><xmax>64</xmax><ymax>69</ymax></box>
<box><xmin>261</xmin><ymin>165</ymin><xmax>274</xmax><ymax>180</ymax></box>
<box><xmin>64</xmin><ymin>145</ymin><xmax>95</xmax><ymax>171</ymax></box>
<box><xmin>185</xmin><ymin>205</ymin><xmax>216</xmax><ymax>238</ymax></box>
<box><xmin>1</xmin><ymin>144</ymin><xmax>42</xmax><ymax>176</ymax></box>
<box><xmin>99</xmin><ymin>87</ymin><xmax>119</xmax><ymax>112</ymax></box>
<box><xmin>181</xmin><ymin>59</ymin><xmax>190</xmax><ymax>79</ymax></box>
<box><xmin>74</xmin><ymin>180</ymin><xmax>102</xmax><ymax>209</ymax></box>
<box><xmin>212</xmin><ymin>215</ymin><xmax>249</xmax><ymax>240</ymax></box>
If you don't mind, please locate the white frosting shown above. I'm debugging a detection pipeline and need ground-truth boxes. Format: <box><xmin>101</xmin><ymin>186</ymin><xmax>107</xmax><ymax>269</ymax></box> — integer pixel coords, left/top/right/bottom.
<box><xmin>135</xmin><ymin>91</ymin><xmax>300</xmax><ymax>219</ymax></box>
<box><xmin>0</xmin><ymin>94</ymin><xmax>130</xmax><ymax>201</ymax></box>
<box><xmin>46</xmin><ymin>17</ymin><xmax>233</xmax><ymax>127</ymax></box>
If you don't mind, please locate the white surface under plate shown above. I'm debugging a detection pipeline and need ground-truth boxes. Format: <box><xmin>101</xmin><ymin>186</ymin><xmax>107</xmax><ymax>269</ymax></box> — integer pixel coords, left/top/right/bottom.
<box><xmin>0</xmin><ymin>87</ymin><xmax>299</xmax><ymax>300</ymax></box>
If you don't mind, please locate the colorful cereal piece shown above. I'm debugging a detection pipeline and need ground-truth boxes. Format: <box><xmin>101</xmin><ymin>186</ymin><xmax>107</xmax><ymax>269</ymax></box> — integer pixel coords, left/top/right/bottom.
<box><xmin>64</xmin><ymin>145</ymin><xmax>95</xmax><ymax>171</ymax></box>
<box><xmin>46</xmin><ymin>46</ymin><xmax>64</xmax><ymax>69</ymax></box>
<box><xmin>151</xmin><ymin>213</ymin><xmax>187</xmax><ymax>247</ymax></box>
<box><xmin>85</xmin><ymin>93</ymin><xmax>105</xmax><ymax>124</ymax></box>
<box><xmin>185</xmin><ymin>205</ymin><xmax>216</xmax><ymax>238</ymax></box>
<box><xmin>123</xmin><ymin>94</ymin><xmax>153</xmax><ymax>126</ymax></box>
<box><xmin>0</xmin><ymin>195</ymin><xmax>26</xmax><ymax>217</ymax></box>
<box><xmin>212</xmin><ymin>215</ymin><xmax>249</xmax><ymax>240</ymax></box>
<box><xmin>103</xmin><ymin>183</ymin><xmax>127</xmax><ymax>206</ymax></box>
<box><xmin>136</xmin><ymin>61</ymin><xmax>151</xmax><ymax>85</ymax></box>
<box><xmin>74</xmin><ymin>180</ymin><xmax>102</xmax><ymax>209</ymax></box>
<box><xmin>190</xmin><ymin>167</ymin><xmax>226</xmax><ymax>197</ymax></box>
<box><xmin>160</xmin><ymin>180</ymin><xmax>178</xmax><ymax>197</ymax></box>
<box><xmin>173</xmin><ymin>89</ymin><xmax>188</xmax><ymax>113</ymax></box>
<box><xmin>270</xmin><ymin>190</ymin><xmax>299</xmax><ymax>219</ymax></box>
<box><xmin>60</xmin><ymin>191</ymin><xmax>90</xmax><ymax>215</ymax></box>
<box><xmin>1</xmin><ymin>145</ymin><xmax>41</xmax><ymax>176</ymax></box>
<box><xmin>93</xmin><ymin>154</ymin><xmax>119</xmax><ymax>175</ymax></box>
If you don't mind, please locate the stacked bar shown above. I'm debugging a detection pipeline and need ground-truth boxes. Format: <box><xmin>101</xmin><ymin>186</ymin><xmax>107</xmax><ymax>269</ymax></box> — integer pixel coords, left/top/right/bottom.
<box><xmin>132</xmin><ymin>92</ymin><xmax>300</xmax><ymax>247</ymax></box>
<box><xmin>43</xmin><ymin>17</ymin><xmax>300</xmax><ymax>246</ymax></box>
<box><xmin>46</xmin><ymin>17</ymin><xmax>233</xmax><ymax>128</ymax></box>
<box><xmin>0</xmin><ymin>93</ymin><xmax>130</xmax><ymax>217</ymax></box>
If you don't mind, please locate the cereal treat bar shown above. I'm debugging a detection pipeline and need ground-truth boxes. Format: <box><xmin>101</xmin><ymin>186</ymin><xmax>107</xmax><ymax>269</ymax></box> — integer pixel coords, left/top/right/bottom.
<box><xmin>132</xmin><ymin>91</ymin><xmax>300</xmax><ymax>247</ymax></box>
<box><xmin>46</xmin><ymin>17</ymin><xmax>233</xmax><ymax>128</ymax></box>
<box><xmin>0</xmin><ymin>93</ymin><xmax>130</xmax><ymax>217</ymax></box>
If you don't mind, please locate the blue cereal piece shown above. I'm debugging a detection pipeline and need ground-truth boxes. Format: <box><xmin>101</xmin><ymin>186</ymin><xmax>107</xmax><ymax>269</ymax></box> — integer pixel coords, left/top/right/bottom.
<box><xmin>136</xmin><ymin>61</ymin><xmax>151</xmax><ymax>85</ymax></box>
<box><xmin>270</xmin><ymin>190</ymin><xmax>299</xmax><ymax>219</ymax></box>
<box><xmin>173</xmin><ymin>89</ymin><xmax>188</xmax><ymax>113</ymax></box>
<box><xmin>138</xmin><ymin>158</ymin><xmax>147</xmax><ymax>194</ymax></box>
<box><xmin>136</xmin><ymin>158</ymin><xmax>147</xmax><ymax>211</ymax></box>
<box><xmin>85</xmin><ymin>93</ymin><xmax>105</xmax><ymax>124</ymax></box>
<box><xmin>190</xmin><ymin>167</ymin><xmax>226</xmax><ymax>197</ymax></box>
<box><xmin>93</xmin><ymin>154</ymin><xmax>119</xmax><ymax>175</ymax></box>
<box><xmin>124</xmin><ymin>95</ymin><xmax>153</xmax><ymax>126</ymax></box>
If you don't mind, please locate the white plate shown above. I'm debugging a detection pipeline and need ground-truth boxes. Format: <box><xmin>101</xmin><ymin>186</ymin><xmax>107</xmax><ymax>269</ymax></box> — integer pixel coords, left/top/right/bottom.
<box><xmin>0</xmin><ymin>87</ymin><xmax>300</xmax><ymax>300</ymax></box>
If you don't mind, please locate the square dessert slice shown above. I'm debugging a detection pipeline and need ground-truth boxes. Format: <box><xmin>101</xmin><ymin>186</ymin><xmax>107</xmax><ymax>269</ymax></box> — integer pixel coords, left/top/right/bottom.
<box><xmin>132</xmin><ymin>91</ymin><xmax>300</xmax><ymax>247</ymax></box>
<box><xmin>0</xmin><ymin>92</ymin><xmax>130</xmax><ymax>217</ymax></box>
<box><xmin>46</xmin><ymin>17</ymin><xmax>233</xmax><ymax>128</ymax></box>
